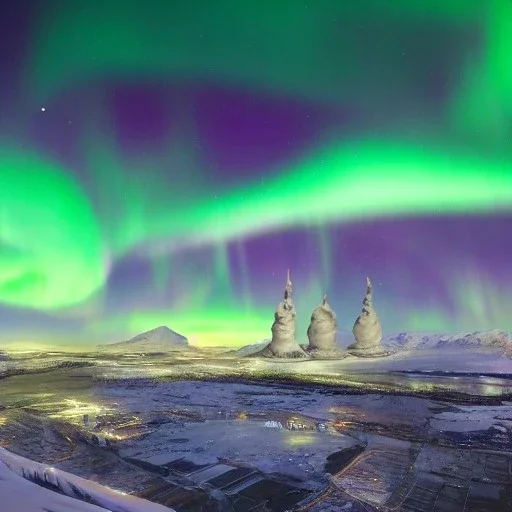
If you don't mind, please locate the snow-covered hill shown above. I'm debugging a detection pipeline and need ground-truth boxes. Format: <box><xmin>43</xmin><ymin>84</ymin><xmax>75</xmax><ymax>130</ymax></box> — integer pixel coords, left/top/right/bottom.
<box><xmin>97</xmin><ymin>326</ymin><xmax>189</xmax><ymax>355</ymax></box>
<box><xmin>385</xmin><ymin>329</ymin><xmax>512</xmax><ymax>356</ymax></box>
<box><xmin>0</xmin><ymin>447</ymin><xmax>173</xmax><ymax>511</ymax></box>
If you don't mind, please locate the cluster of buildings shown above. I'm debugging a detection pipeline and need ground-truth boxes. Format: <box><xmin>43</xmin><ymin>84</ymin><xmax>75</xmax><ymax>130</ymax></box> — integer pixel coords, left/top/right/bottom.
<box><xmin>259</xmin><ymin>271</ymin><xmax>389</xmax><ymax>359</ymax></box>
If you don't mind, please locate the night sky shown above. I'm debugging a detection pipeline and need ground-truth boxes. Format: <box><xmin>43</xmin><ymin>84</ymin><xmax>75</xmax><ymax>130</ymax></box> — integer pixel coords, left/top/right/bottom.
<box><xmin>0</xmin><ymin>1</ymin><xmax>511</xmax><ymax>347</ymax></box>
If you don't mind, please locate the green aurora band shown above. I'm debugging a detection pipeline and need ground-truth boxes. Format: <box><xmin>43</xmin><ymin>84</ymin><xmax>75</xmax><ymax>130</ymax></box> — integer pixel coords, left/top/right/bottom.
<box><xmin>1</xmin><ymin>137</ymin><xmax>511</xmax><ymax>344</ymax></box>
<box><xmin>1</xmin><ymin>0</ymin><xmax>511</xmax><ymax>345</ymax></box>
<box><xmin>0</xmin><ymin>146</ymin><xmax>105</xmax><ymax>310</ymax></box>
<box><xmin>27</xmin><ymin>1</ymin><xmax>511</xmax><ymax>147</ymax></box>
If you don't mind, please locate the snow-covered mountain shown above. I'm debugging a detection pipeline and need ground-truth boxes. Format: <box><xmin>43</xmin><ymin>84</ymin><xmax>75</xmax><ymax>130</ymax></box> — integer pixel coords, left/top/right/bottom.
<box><xmin>0</xmin><ymin>348</ymin><xmax>8</xmax><ymax>360</ymax></box>
<box><xmin>384</xmin><ymin>329</ymin><xmax>512</xmax><ymax>356</ymax></box>
<box><xmin>0</xmin><ymin>447</ymin><xmax>173</xmax><ymax>511</ymax></box>
<box><xmin>98</xmin><ymin>326</ymin><xmax>189</xmax><ymax>354</ymax></box>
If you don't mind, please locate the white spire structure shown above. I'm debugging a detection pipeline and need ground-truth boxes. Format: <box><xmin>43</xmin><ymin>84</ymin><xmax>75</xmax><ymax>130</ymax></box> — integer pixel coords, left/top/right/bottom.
<box><xmin>348</xmin><ymin>277</ymin><xmax>389</xmax><ymax>357</ymax></box>
<box><xmin>307</xmin><ymin>293</ymin><xmax>338</xmax><ymax>350</ymax></box>
<box><xmin>305</xmin><ymin>293</ymin><xmax>345</xmax><ymax>359</ymax></box>
<box><xmin>259</xmin><ymin>270</ymin><xmax>307</xmax><ymax>358</ymax></box>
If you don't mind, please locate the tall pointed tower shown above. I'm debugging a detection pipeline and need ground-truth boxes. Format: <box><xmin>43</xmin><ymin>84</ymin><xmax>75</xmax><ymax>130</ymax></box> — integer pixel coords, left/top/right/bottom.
<box><xmin>259</xmin><ymin>270</ymin><xmax>307</xmax><ymax>358</ymax></box>
<box><xmin>348</xmin><ymin>277</ymin><xmax>389</xmax><ymax>356</ymax></box>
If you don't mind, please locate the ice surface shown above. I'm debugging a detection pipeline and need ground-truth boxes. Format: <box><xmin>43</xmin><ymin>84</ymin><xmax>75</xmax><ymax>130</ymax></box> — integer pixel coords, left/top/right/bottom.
<box><xmin>98</xmin><ymin>379</ymin><xmax>512</xmax><ymax>477</ymax></box>
<box><xmin>1</xmin><ymin>353</ymin><xmax>511</xmax><ymax>511</ymax></box>
<box><xmin>0</xmin><ymin>447</ymin><xmax>174</xmax><ymax>512</ymax></box>
<box><xmin>430</xmin><ymin>405</ymin><xmax>512</xmax><ymax>432</ymax></box>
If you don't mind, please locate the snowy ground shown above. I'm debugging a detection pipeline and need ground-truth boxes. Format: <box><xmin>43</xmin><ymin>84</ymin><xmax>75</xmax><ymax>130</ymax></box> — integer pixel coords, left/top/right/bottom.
<box><xmin>1</xmin><ymin>333</ymin><xmax>511</xmax><ymax>511</ymax></box>
<box><xmin>237</xmin><ymin>329</ymin><xmax>512</xmax><ymax>375</ymax></box>
<box><xmin>243</xmin><ymin>347</ymin><xmax>512</xmax><ymax>378</ymax></box>
<box><xmin>1</xmin><ymin>366</ymin><xmax>511</xmax><ymax>511</ymax></box>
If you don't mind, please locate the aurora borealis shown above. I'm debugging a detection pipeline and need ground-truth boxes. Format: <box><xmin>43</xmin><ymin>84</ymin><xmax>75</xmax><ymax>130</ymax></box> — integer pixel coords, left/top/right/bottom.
<box><xmin>0</xmin><ymin>1</ymin><xmax>511</xmax><ymax>347</ymax></box>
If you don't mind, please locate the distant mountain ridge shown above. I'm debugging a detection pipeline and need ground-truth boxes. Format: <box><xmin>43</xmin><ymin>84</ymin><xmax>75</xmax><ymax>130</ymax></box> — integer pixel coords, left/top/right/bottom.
<box><xmin>98</xmin><ymin>326</ymin><xmax>189</xmax><ymax>354</ymax></box>
<box><xmin>384</xmin><ymin>329</ymin><xmax>512</xmax><ymax>356</ymax></box>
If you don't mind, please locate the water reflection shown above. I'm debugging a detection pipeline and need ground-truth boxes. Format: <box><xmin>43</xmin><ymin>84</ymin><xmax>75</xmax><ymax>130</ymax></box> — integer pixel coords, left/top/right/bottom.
<box><xmin>354</xmin><ymin>372</ymin><xmax>512</xmax><ymax>396</ymax></box>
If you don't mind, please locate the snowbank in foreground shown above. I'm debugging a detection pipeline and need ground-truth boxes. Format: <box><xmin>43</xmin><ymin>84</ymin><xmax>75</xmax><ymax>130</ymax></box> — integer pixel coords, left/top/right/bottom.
<box><xmin>0</xmin><ymin>459</ymin><xmax>108</xmax><ymax>512</ymax></box>
<box><xmin>0</xmin><ymin>447</ymin><xmax>173</xmax><ymax>512</ymax></box>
